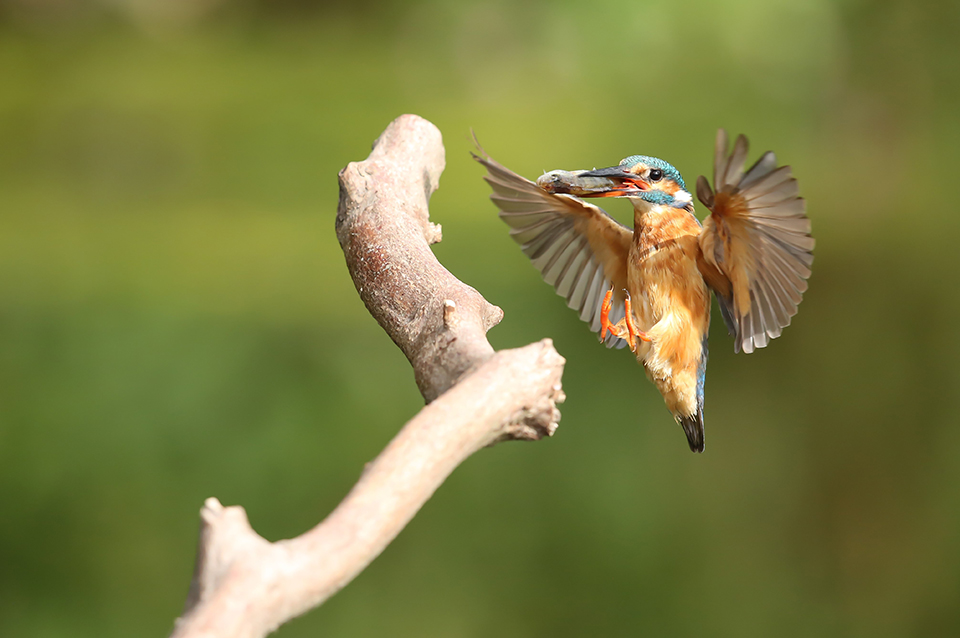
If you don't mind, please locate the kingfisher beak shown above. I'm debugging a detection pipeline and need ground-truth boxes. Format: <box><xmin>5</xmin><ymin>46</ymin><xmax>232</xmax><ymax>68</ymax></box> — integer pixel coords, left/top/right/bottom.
<box><xmin>537</xmin><ymin>166</ymin><xmax>648</xmax><ymax>198</ymax></box>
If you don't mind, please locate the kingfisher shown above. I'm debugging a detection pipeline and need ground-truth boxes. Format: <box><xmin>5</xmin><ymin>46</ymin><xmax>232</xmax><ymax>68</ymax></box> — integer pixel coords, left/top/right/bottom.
<box><xmin>474</xmin><ymin>130</ymin><xmax>813</xmax><ymax>452</ymax></box>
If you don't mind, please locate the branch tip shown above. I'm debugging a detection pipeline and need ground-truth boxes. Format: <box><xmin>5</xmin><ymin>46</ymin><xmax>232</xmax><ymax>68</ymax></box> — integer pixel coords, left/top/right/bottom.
<box><xmin>483</xmin><ymin>302</ymin><xmax>504</xmax><ymax>331</ymax></box>
<box><xmin>426</xmin><ymin>222</ymin><xmax>442</xmax><ymax>244</ymax></box>
<box><xmin>201</xmin><ymin>497</ymin><xmax>224</xmax><ymax>519</ymax></box>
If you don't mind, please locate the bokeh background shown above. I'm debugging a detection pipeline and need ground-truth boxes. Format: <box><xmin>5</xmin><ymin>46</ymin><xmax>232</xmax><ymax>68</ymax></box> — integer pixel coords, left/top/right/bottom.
<box><xmin>2</xmin><ymin>0</ymin><xmax>959</xmax><ymax>636</ymax></box>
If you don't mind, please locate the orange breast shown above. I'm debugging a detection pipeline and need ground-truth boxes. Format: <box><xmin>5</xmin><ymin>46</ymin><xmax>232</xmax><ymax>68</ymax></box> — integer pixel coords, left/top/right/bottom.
<box><xmin>627</xmin><ymin>208</ymin><xmax>711</xmax><ymax>418</ymax></box>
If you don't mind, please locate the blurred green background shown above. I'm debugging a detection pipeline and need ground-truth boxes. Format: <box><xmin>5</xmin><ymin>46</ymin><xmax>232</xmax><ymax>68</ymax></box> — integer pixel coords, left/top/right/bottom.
<box><xmin>2</xmin><ymin>0</ymin><xmax>959</xmax><ymax>636</ymax></box>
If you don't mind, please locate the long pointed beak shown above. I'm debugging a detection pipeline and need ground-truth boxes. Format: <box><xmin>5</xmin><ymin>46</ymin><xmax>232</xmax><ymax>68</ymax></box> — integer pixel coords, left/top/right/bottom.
<box><xmin>577</xmin><ymin>166</ymin><xmax>637</xmax><ymax>179</ymax></box>
<box><xmin>537</xmin><ymin>166</ymin><xmax>647</xmax><ymax>198</ymax></box>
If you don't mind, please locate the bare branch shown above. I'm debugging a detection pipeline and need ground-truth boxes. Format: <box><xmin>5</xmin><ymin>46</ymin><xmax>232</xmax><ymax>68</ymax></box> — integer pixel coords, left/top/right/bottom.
<box><xmin>171</xmin><ymin>114</ymin><xmax>565</xmax><ymax>638</ymax></box>
<box><xmin>336</xmin><ymin>115</ymin><xmax>504</xmax><ymax>402</ymax></box>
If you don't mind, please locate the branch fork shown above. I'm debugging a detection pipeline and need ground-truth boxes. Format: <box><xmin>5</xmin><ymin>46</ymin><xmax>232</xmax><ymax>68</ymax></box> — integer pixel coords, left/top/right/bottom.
<box><xmin>170</xmin><ymin>115</ymin><xmax>565</xmax><ymax>638</ymax></box>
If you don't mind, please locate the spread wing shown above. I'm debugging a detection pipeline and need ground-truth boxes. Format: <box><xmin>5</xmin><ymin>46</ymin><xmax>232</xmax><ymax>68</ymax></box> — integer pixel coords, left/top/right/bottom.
<box><xmin>696</xmin><ymin>129</ymin><xmax>814</xmax><ymax>354</ymax></box>
<box><xmin>473</xmin><ymin>149</ymin><xmax>633</xmax><ymax>348</ymax></box>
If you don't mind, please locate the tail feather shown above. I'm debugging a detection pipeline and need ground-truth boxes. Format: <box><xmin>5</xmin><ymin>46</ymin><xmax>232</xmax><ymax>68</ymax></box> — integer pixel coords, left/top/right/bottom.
<box><xmin>678</xmin><ymin>409</ymin><xmax>705</xmax><ymax>453</ymax></box>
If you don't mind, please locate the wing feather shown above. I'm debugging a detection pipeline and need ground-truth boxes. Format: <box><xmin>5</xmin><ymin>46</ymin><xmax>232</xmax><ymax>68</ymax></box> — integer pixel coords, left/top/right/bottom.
<box><xmin>696</xmin><ymin>129</ymin><xmax>814</xmax><ymax>353</ymax></box>
<box><xmin>536</xmin><ymin>229</ymin><xmax>578</xmax><ymax>283</ymax></box>
<box><xmin>474</xmin><ymin>148</ymin><xmax>633</xmax><ymax>349</ymax></box>
<box><xmin>741</xmin><ymin>166</ymin><xmax>793</xmax><ymax>198</ymax></box>
<box><xmin>741</xmin><ymin>151</ymin><xmax>778</xmax><ymax>187</ymax></box>
<box><xmin>713</xmin><ymin>129</ymin><xmax>729</xmax><ymax>189</ymax></box>
<box><xmin>556</xmin><ymin>237</ymin><xmax>590</xmax><ymax>298</ymax></box>
<box><xmin>571</xmin><ymin>260</ymin><xmax>598</xmax><ymax>318</ymax></box>
<box><xmin>582</xmin><ymin>265</ymin><xmax>605</xmax><ymax>324</ymax></box>
<box><xmin>748</xmin><ymin>180</ymin><xmax>801</xmax><ymax>206</ymax></box>
<box><xmin>723</xmin><ymin>134</ymin><xmax>750</xmax><ymax>189</ymax></box>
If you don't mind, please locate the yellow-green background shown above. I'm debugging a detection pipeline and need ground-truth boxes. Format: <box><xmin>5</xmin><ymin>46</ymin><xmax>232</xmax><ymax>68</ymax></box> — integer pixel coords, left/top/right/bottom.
<box><xmin>2</xmin><ymin>0</ymin><xmax>958</xmax><ymax>636</ymax></box>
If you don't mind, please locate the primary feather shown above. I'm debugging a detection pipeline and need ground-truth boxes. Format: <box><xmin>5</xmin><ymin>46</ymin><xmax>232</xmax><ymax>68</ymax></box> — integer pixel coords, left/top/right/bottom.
<box><xmin>696</xmin><ymin>130</ymin><xmax>814</xmax><ymax>353</ymax></box>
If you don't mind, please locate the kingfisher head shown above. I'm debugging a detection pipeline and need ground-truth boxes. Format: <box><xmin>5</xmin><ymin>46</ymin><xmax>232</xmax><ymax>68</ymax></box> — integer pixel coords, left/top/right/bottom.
<box><xmin>538</xmin><ymin>155</ymin><xmax>693</xmax><ymax>211</ymax></box>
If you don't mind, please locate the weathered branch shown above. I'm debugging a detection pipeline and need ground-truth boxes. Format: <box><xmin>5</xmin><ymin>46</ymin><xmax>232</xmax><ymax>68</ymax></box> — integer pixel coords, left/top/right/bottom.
<box><xmin>335</xmin><ymin>114</ymin><xmax>505</xmax><ymax>402</ymax></box>
<box><xmin>170</xmin><ymin>114</ymin><xmax>565</xmax><ymax>638</ymax></box>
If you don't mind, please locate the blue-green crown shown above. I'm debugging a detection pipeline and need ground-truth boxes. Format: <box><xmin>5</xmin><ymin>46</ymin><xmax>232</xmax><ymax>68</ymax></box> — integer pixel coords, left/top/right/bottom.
<box><xmin>619</xmin><ymin>155</ymin><xmax>686</xmax><ymax>191</ymax></box>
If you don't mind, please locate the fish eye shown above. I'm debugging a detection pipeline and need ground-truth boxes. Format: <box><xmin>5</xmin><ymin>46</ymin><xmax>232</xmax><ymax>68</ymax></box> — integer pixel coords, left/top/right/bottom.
<box><xmin>648</xmin><ymin>168</ymin><xmax>663</xmax><ymax>182</ymax></box>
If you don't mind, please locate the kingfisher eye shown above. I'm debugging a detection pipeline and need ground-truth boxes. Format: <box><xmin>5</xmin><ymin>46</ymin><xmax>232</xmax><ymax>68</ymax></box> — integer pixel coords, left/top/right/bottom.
<box><xmin>648</xmin><ymin>168</ymin><xmax>663</xmax><ymax>182</ymax></box>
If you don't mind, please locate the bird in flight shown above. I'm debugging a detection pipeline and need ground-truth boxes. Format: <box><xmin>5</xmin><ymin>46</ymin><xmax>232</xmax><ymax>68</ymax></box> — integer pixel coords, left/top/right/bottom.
<box><xmin>474</xmin><ymin>130</ymin><xmax>813</xmax><ymax>452</ymax></box>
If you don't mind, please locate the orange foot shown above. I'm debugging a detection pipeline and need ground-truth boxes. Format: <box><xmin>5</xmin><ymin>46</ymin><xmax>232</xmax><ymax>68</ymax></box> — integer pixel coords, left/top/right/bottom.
<box><xmin>599</xmin><ymin>288</ymin><xmax>651</xmax><ymax>352</ymax></box>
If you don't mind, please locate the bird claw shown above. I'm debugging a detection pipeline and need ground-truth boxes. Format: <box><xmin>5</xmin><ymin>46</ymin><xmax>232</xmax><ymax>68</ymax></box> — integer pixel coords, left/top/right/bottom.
<box><xmin>600</xmin><ymin>288</ymin><xmax>651</xmax><ymax>352</ymax></box>
<box><xmin>600</xmin><ymin>289</ymin><xmax>614</xmax><ymax>341</ymax></box>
